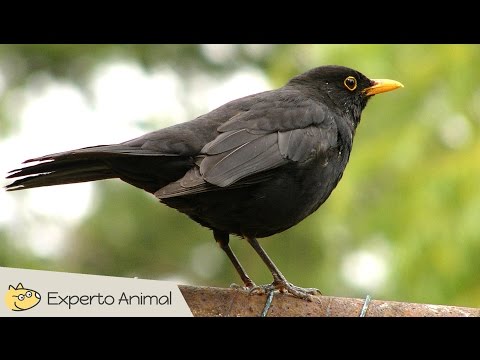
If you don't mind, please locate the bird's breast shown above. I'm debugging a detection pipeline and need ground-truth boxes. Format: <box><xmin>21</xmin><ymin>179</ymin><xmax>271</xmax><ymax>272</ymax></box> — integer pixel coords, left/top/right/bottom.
<box><xmin>232</xmin><ymin>146</ymin><xmax>350</xmax><ymax>237</ymax></box>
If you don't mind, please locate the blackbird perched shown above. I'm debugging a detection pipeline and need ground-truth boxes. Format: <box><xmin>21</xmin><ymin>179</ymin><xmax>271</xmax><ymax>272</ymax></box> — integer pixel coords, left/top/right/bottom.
<box><xmin>6</xmin><ymin>65</ymin><xmax>403</xmax><ymax>300</ymax></box>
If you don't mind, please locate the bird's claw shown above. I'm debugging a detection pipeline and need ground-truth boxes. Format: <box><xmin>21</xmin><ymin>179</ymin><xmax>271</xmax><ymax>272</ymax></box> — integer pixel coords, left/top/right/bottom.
<box><xmin>249</xmin><ymin>281</ymin><xmax>321</xmax><ymax>301</ymax></box>
<box><xmin>229</xmin><ymin>282</ymin><xmax>257</xmax><ymax>291</ymax></box>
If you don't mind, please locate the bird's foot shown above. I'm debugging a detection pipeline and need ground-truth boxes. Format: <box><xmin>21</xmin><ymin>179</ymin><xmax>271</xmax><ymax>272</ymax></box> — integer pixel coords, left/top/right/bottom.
<box><xmin>249</xmin><ymin>281</ymin><xmax>321</xmax><ymax>301</ymax></box>
<box><xmin>229</xmin><ymin>281</ymin><xmax>257</xmax><ymax>291</ymax></box>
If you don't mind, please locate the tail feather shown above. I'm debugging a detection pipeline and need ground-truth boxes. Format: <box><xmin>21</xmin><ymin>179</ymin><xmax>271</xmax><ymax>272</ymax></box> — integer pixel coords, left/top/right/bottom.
<box><xmin>6</xmin><ymin>159</ymin><xmax>116</xmax><ymax>191</ymax></box>
<box><xmin>5</xmin><ymin>144</ymin><xmax>194</xmax><ymax>194</ymax></box>
<box><xmin>21</xmin><ymin>144</ymin><xmax>173</xmax><ymax>164</ymax></box>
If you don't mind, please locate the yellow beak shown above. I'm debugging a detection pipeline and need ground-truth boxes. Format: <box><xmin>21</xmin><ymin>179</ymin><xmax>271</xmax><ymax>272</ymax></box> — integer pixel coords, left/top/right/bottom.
<box><xmin>364</xmin><ymin>79</ymin><xmax>404</xmax><ymax>96</ymax></box>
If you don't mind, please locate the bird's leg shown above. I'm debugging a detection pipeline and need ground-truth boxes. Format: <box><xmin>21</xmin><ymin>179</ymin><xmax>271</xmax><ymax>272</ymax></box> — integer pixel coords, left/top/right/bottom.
<box><xmin>214</xmin><ymin>230</ymin><xmax>256</xmax><ymax>290</ymax></box>
<box><xmin>245</xmin><ymin>236</ymin><xmax>321</xmax><ymax>301</ymax></box>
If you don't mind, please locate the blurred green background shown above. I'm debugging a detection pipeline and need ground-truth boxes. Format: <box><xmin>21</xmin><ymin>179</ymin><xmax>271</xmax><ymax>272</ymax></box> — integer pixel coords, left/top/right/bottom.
<box><xmin>1</xmin><ymin>44</ymin><xmax>479</xmax><ymax>308</ymax></box>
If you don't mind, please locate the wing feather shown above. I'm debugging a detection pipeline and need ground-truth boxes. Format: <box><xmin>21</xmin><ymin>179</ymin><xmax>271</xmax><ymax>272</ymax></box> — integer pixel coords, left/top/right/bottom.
<box><xmin>156</xmin><ymin>94</ymin><xmax>339</xmax><ymax>199</ymax></box>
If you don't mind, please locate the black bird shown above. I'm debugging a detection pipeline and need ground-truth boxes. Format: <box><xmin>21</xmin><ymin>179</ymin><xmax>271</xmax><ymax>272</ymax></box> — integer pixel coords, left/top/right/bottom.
<box><xmin>6</xmin><ymin>65</ymin><xmax>403</xmax><ymax>300</ymax></box>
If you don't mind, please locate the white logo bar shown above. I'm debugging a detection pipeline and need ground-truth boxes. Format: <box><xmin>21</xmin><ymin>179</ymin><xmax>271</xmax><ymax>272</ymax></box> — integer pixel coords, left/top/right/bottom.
<box><xmin>1</xmin><ymin>267</ymin><xmax>193</xmax><ymax>317</ymax></box>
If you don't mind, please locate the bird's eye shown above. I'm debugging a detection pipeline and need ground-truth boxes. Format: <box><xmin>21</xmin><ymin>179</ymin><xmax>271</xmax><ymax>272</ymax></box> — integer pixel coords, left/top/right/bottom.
<box><xmin>344</xmin><ymin>76</ymin><xmax>357</xmax><ymax>91</ymax></box>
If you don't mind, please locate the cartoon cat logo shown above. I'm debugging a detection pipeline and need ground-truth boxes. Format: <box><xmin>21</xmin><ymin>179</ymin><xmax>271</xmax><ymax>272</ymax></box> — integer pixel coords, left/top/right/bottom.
<box><xmin>5</xmin><ymin>283</ymin><xmax>41</xmax><ymax>311</ymax></box>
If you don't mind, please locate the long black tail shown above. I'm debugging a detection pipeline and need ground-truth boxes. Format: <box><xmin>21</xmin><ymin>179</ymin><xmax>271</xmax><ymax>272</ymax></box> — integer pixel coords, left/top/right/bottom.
<box><xmin>5</xmin><ymin>144</ymin><xmax>193</xmax><ymax>194</ymax></box>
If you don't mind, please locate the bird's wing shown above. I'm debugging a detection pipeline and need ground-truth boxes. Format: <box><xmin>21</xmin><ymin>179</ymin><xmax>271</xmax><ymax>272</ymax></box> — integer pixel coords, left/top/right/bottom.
<box><xmin>200</xmin><ymin>98</ymin><xmax>336</xmax><ymax>186</ymax></box>
<box><xmin>156</xmin><ymin>98</ymin><xmax>338</xmax><ymax>198</ymax></box>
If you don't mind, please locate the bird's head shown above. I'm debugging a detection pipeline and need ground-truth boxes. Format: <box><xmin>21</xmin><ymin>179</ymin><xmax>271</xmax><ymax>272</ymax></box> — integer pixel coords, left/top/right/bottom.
<box><xmin>287</xmin><ymin>65</ymin><xmax>403</xmax><ymax>125</ymax></box>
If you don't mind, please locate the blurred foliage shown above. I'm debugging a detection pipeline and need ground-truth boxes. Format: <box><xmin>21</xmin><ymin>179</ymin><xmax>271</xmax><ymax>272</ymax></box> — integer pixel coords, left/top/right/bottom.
<box><xmin>1</xmin><ymin>44</ymin><xmax>479</xmax><ymax>307</ymax></box>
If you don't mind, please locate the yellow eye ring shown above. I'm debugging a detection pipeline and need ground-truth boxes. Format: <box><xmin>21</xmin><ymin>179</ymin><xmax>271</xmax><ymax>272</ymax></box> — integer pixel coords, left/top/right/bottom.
<box><xmin>344</xmin><ymin>76</ymin><xmax>357</xmax><ymax>91</ymax></box>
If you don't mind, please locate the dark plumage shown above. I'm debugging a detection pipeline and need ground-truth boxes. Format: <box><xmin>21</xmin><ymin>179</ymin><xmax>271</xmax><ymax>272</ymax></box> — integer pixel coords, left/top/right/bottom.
<box><xmin>6</xmin><ymin>65</ymin><xmax>403</xmax><ymax>299</ymax></box>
